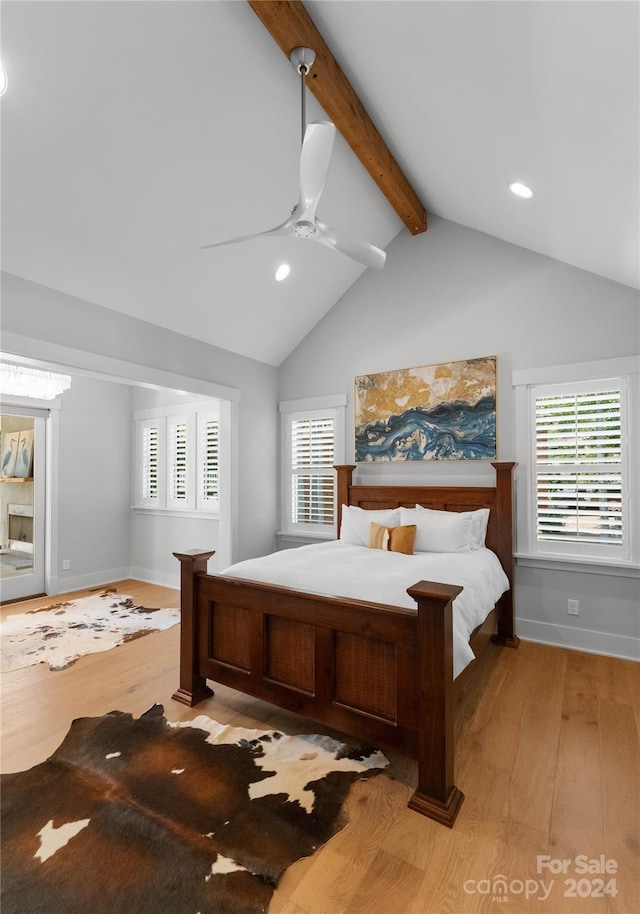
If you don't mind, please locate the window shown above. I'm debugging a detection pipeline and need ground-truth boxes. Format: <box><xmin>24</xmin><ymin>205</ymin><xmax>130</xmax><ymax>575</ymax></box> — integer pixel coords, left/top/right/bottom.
<box><xmin>291</xmin><ymin>413</ymin><xmax>335</xmax><ymax>526</ymax></box>
<box><xmin>167</xmin><ymin>416</ymin><xmax>191</xmax><ymax>508</ymax></box>
<box><xmin>514</xmin><ymin>357</ymin><xmax>638</xmax><ymax>566</ymax></box>
<box><xmin>140</xmin><ymin>421</ymin><xmax>159</xmax><ymax>503</ymax></box>
<box><xmin>533</xmin><ymin>380</ymin><xmax>627</xmax><ymax>558</ymax></box>
<box><xmin>280</xmin><ymin>395</ymin><xmax>346</xmax><ymax>537</ymax></box>
<box><xmin>135</xmin><ymin>403</ymin><xmax>220</xmax><ymax>514</ymax></box>
<box><xmin>197</xmin><ymin>413</ymin><xmax>220</xmax><ymax>509</ymax></box>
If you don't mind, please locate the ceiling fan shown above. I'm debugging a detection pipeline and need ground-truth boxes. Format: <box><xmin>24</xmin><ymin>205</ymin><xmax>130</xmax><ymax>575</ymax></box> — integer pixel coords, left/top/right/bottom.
<box><xmin>200</xmin><ymin>47</ymin><xmax>386</xmax><ymax>270</ymax></box>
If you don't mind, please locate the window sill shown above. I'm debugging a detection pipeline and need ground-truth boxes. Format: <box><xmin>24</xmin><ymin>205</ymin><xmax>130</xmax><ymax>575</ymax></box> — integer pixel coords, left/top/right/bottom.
<box><xmin>515</xmin><ymin>553</ymin><xmax>640</xmax><ymax>578</ymax></box>
<box><xmin>132</xmin><ymin>507</ymin><xmax>220</xmax><ymax>520</ymax></box>
<box><xmin>277</xmin><ymin>530</ymin><xmax>336</xmax><ymax>549</ymax></box>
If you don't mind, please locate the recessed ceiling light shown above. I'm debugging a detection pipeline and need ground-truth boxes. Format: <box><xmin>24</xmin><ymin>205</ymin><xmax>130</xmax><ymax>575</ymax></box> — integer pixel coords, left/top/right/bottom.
<box><xmin>275</xmin><ymin>263</ymin><xmax>291</xmax><ymax>282</ymax></box>
<box><xmin>0</xmin><ymin>64</ymin><xmax>8</xmax><ymax>97</ymax></box>
<box><xmin>508</xmin><ymin>181</ymin><xmax>534</xmax><ymax>199</ymax></box>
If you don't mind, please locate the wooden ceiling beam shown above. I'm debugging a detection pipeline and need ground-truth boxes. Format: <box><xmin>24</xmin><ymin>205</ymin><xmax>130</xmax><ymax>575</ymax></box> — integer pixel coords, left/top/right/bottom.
<box><xmin>247</xmin><ymin>0</ymin><xmax>427</xmax><ymax>235</ymax></box>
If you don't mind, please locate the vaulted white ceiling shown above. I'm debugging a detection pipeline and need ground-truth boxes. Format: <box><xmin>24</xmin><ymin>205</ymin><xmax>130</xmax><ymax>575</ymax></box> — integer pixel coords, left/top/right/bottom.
<box><xmin>1</xmin><ymin>1</ymin><xmax>638</xmax><ymax>366</ymax></box>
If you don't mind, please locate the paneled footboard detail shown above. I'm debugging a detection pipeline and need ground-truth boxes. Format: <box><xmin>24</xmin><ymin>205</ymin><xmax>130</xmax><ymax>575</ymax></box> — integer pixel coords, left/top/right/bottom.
<box><xmin>199</xmin><ymin>574</ymin><xmax>419</xmax><ymax>751</ymax></box>
<box><xmin>265</xmin><ymin>616</ymin><xmax>315</xmax><ymax>693</ymax></box>
<box><xmin>173</xmin><ymin>550</ymin><xmax>465</xmax><ymax>827</ymax></box>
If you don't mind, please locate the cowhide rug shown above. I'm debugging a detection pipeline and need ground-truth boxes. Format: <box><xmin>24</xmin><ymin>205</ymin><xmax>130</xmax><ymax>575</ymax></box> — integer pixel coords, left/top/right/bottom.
<box><xmin>1</xmin><ymin>704</ymin><xmax>388</xmax><ymax>914</ymax></box>
<box><xmin>0</xmin><ymin>590</ymin><xmax>180</xmax><ymax>672</ymax></box>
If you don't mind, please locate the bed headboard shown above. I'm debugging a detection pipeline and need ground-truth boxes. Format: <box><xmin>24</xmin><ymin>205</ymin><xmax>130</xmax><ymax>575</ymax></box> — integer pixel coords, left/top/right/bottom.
<box><xmin>335</xmin><ymin>462</ymin><xmax>516</xmax><ymax>591</ymax></box>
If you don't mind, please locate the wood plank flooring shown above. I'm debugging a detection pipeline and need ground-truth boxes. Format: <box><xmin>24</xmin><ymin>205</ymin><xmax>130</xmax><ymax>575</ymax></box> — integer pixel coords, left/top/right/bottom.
<box><xmin>1</xmin><ymin>580</ymin><xmax>638</xmax><ymax>914</ymax></box>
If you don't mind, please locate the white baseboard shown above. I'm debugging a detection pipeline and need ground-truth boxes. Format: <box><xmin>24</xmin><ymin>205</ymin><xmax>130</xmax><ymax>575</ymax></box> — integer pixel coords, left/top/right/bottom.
<box><xmin>49</xmin><ymin>566</ymin><xmax>180</xmax><ymax>595</ymax></box>
<box><xmin>516</xmin><ymin>617</ymin><xmax>640</xmax><ymax>662</ymax></box>
<box><xmin>50</xmin><ymin>566</ymin><xmax>133</xmax><ymax>595</ymax></box>
<box><xmin>49</xmin><ymin>566</ymin><xmax>181</xmax><ymax>596</ymax></box>
<box><xmin>128</xmin><ymin>566</ymin><xmax>180</xmax><ymax>590</ymax></box>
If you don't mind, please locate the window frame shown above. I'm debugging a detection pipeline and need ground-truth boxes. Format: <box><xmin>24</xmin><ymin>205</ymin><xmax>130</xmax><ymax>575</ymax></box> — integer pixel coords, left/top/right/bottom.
<box><xmin>138</xmin><ymin>417</ymin><xmax>164</xmax><ymax>508</ymax></box>
<box><xmin>280</xmin><ymin>394</ymin><xmax>346</xmax><ymax>539</ymax></box>
<box><xmin>514</xmin><ymin>356</ymin><xmax>639</xmax><ymax>570</ymax></box>
<box><xmin>134</xmin><ymin>402</ymin><xmax>220</xmax><ymax>516</ymax></box>
<box><xmin>197</xmin><ymin>410</ymin><xmax>221</xmax><ymax>512</ymax></box>
<box><xmin>529</xmin><ymin>377</ymin><xmax>628</xmax><ymax>560</ymax></box>
<box><xmin>166</xmin><ymin>412</ymin><xmax>194</xmax><ymax>510</ymax></box>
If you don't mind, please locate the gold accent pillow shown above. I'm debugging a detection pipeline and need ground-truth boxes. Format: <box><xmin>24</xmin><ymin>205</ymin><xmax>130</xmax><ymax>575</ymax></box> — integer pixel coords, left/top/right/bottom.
<box><xmin>368</xmin><ymin>522</ymin><xmax>416</xmax><ymax>555</ymax></box>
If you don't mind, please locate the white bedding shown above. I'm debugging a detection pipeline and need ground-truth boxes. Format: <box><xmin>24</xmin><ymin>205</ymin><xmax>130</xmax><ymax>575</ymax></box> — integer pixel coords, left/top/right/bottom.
<box><xmin>220</xmin><ymin>541</ymin><xmax>509</xmax><ymax>678</ymax></box>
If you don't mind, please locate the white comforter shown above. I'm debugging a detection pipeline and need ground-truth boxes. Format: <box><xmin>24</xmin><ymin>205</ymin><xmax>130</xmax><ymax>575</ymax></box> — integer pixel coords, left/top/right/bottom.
<box><xmin>221</xmin><ymin>541</ymin><xmax>509</xmax><ymax>678</ymax></box>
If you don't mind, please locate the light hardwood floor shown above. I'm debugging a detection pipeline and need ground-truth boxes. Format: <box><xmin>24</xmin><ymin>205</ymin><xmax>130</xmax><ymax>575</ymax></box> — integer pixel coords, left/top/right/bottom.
<box><xmin>1</xmin><ymin>581</ymin><xmax>638</xmax><ymax>914</ymax></box>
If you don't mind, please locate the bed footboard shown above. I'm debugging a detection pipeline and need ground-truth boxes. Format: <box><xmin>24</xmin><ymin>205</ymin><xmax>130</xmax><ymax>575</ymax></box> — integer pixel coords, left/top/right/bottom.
<box><xmin>172</xmin><ymin>550</ymin><xmax>215</xmax><ymax>707</ymax></box>
<box><xmin>172</xmin><ymin>550</ymin><xmax>466</xmax><ymax>827</ymax></box>
<box><xmin>407</xmin><ymin>581</ymin><xmax>464</xmax><ymax>826</ymax></box>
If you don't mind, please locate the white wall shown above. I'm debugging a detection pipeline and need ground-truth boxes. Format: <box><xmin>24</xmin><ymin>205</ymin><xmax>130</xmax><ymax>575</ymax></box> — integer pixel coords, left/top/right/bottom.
<box><xmin>56</xmin><ymin>373</ymin><xmax>132</xmax><ymax>590</ymax></box>
<box><xmin>1</xmin><ymin>272</ymin><xmax>280</xmax><ymax>575</ymax></box>
<box><xmin>278</xmin><ymin>216</ymin><xmax>640</xmax><ymax>660</ymax></box>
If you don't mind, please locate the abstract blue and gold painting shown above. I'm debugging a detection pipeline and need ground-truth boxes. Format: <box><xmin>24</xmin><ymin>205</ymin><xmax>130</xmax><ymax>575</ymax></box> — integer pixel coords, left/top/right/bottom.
<box><xmin>355</xmin><ymin>356</ymin><xmax>497</xmax><ymax>462</ymax></box>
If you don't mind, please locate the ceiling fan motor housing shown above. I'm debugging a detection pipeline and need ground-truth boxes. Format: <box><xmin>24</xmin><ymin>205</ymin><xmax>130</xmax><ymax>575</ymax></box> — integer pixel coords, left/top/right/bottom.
<box><xmin>292</xmin><ymin>220</ymin><xmax>316</xmax><ymax>238</ymax></box>
<box><xmin>289</xmin><ymin>47</ymin><xmax>316</xmax><ymax>75</ymax></box>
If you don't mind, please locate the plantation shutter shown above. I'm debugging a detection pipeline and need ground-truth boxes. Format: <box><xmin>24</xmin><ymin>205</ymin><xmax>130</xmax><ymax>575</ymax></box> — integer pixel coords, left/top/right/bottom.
<box><xmin>135</xmin><ymin>402</ymin><xmax>222</xmax><ymax>514</ymax></box>
<box><xmin>291</xmin><ymin>414</ymin><xmax>335</xmax><ymax>526</ymax></box>
<box><xmin>199</xmin><ymin>416</ymin><xmax>219</xmax><ymax>507</ymax></box>
<box><xmin>534</xmin><ymin>381</ymin><xmax>627</xmax><ymax>553</ymax></box>
<box><xmin>141</xmin><ymin>423</ymin><xmax>159</xmax><ymax>502</ymax></box>
<box><xmin>167</xmin><ymin>417</ymin><xmax>190</xmax><ymax>506</ymax></box>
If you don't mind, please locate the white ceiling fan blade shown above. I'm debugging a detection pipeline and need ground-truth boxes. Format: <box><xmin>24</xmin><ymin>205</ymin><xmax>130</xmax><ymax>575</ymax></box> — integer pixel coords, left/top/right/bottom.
<box><xmin>316</xmin><ymin>219</ymin><xmax>386</xmax><ymax>270</ymax></box>
<box><xmin>200</xmin><ymin>217</ymin><xmax>292</xmax><ymax>250</ymax></box>
<box><xmin>297</xmin><ymin>122</ymin><xmax>336</xmax><ymax>219</ymax></box>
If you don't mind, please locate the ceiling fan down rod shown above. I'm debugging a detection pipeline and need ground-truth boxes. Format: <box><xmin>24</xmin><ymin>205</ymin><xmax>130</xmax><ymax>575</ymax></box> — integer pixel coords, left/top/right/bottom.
<box><xmin>290</xmin><ymin>46</ymin><xmax>316</xmax><ymax>146</ymax></box>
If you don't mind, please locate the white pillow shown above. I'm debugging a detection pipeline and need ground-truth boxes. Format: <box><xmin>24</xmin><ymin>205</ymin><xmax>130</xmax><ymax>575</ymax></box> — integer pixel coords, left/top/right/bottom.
<box><xmin>340</xmin><ymin>505</ymin><xmax>401</xmax><ymax>546</ymax></box>
<box><xmin>414</xmin><ymin>504</ymin><xmax>490</xmax><ymax>550</ymax></box>
<box><xmin>469</xmin><ymin>508</ymin><xmax>490</xmax><ymax>549</ymax></box>
<box><xmin>405</xmin><ymin>504</ymin><xmax>490</xmax><ymax>550</ymax></box>
<box><xmin>399</xmin><ymin>506</ymin><xmax>473</xmax><ymax>553</ymax></box>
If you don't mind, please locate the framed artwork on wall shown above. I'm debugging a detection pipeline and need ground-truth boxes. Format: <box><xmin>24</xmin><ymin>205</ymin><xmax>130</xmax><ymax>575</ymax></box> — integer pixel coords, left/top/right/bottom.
<box><xmin>13</xmin><ymin>429</ymin><xmax>34</xmax><ymax>478</ymax></box>
<box><xmin>355</xmin><ymin>356</ymin><xmax>497</xmax><ymax>462</ymax></box>
<box><xmin>1</xmin><ymin>431</ymin><xmax>19</xmax><ymax>477</ymax></box>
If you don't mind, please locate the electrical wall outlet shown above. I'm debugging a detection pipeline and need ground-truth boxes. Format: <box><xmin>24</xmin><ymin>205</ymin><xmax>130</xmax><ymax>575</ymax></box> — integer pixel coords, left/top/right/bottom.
<box><xmin>62</xmin><ymin>559</ymin><xmax>71</xmax><ymax>571</ymax></box>
<box><xmin>567</xmin><ymin>598</ymin><xmax>580</xmax><ymax>616</ymax></box>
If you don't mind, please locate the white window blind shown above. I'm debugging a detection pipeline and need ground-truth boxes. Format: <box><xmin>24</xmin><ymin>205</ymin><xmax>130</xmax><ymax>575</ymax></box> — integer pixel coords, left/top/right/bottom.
<box><xmin>141</xmin><ymin>424</ymin><xmax>159</xmax><ymax>501</ymax></box>
<box><xmin>198</xmin><ymin>416</ymin><xmax>219</xmax><ymax>508</ymax></box>
<box><xmin>532</xmin><ymin>379</ymin><xmax>628</xmax><ymax>558</ymax></box>
<box><xmin>291</xmin><ymin>414</ymin><xmax>336</xmax><ymax>526</ymax></box>
<box><xmin>167</xmin><ymin>418</ymin><xmax>189</xmax><ymax>504</ymax></box>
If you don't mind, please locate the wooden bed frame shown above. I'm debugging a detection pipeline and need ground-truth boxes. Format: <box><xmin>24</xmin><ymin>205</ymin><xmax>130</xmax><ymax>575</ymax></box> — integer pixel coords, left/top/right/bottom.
<box><xmin>172</xmin><ymin>461</ymin><xmax>519</xmax><ymax>827</ymax></box>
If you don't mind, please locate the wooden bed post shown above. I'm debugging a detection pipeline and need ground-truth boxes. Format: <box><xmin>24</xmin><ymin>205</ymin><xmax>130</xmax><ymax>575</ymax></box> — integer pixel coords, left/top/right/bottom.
<box><xmin>335</xmin><ymin>465</ymin><xmax>356</xmax><ymax>535</ymax></box>
<box><xmin>406</xmin><ymin>581</ymin><xmax>465</xmax><ymax>827</ymax></box>
<box><xmin>490</xmin><ymin>461</ymin><xmax>520</xmax><ymax>649</ymax></box>
<box><xmin>172</xmin><ymin>550</ymin><xmax>215</xmax><ymax>707</ymax></box>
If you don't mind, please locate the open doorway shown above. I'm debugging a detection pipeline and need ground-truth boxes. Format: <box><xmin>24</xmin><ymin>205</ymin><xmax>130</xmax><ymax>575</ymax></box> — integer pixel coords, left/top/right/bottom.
<box><xmin>0</xmin><ymin>353</ymin><xmax>238</xmax><ymax>600</ymax></box>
